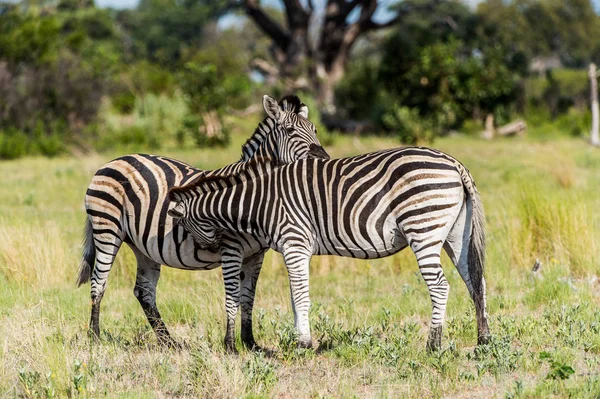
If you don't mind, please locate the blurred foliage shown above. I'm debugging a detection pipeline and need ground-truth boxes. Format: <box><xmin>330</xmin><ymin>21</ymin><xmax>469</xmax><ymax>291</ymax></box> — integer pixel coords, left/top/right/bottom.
<box><xmin>336</xmin><ymin>0</ymin><xmax>599</xmax><ymax>143</ymax></box>
<box><xmin>477</xmin><ymin>0</ymin><xmax>600</xmax><ymax>68</ymax></box>
<box><xmin>176</xmin><ymin>27</ymin><xmax>259</xmax><ymax>147</ymax></box>
<box><xmin>0</xmin><ymin>0</ymin><xmax>599</xmax><ymax>157</ymax></box>
<box><xmin>116</xmin><ymin>0</ymin><xmax>227</xmax><ymax>66</ymax></box>
<box><xmin>0</xmin><ymin>2</ymin><xmax>120</xmax><ymax>158</ymax></box>
<box><xmin>382</xmin><ymin>105</ymin><xmax>436</xmax><ymax>145</ymax></box>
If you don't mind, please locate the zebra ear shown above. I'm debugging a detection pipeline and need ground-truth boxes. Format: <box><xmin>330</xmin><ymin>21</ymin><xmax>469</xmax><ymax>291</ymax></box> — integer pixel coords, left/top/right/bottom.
<box><xmin>263</xmin><ymin>95</ymin><xmax>283</xmax><ymax>123</ymax></box>
<box><xmin>168</xmin><ymin>202</ymin><xmax>186</xmax><ymax>219</ymax></box>
<box><xmin>298</xmin><ymin>103</ymin><xmax>309</xmax><ymax>119</ymax></box>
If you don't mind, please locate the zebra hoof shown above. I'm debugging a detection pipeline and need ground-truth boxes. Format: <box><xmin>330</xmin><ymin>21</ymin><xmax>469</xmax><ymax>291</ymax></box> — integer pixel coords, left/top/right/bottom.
<box><xmin>477</xmin><ymin>334</ymin><xmax>491</xmax><ymax>346</ymax></box>
<box><xmin>426</xmin><ymin>325</ymin><xmax>442</xmax><ymax>352</ymax></box>
<box><xmin>159</xmin><ymin>336</ymin><xmax>184</xmax><ymax>350</ymax></box>
<box><xmin>297</xmin><ymin>337</ymin><xmax>313</xmax><ymax>349</ymax></box>
<box><xmin>243</xmin><ymin>339</ymin><xmax>262</xmax><ymax>352</ymax></box>
<box><xmin>87</xmin><ymin>329</ymin><xmax>100</xmax><ymax>343</ymax></box>
<box><xmin>224</xmin><ymin>340</ymin><xmax>239</xmax><ymax>355</ymax></box>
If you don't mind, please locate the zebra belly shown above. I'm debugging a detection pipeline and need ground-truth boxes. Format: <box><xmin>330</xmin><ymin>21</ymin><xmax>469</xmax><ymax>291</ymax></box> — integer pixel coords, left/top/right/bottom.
<box><xmin>131</xmin><ymin>227</ymin><xmax>266</xmax><ymax>270</ymax></box>
<box><xmin>315</xmin><ymin>227</ymin><xmax>408</xmax><ymax>259</ymax></box>
<box><xmin>129</xmin><ymin>228</ymin><xmax>222</xmax><ymax>270</ymax></box>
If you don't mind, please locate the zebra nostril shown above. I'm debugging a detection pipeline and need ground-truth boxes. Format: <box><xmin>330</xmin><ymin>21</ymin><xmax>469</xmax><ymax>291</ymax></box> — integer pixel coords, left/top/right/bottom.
<box><xmin>308</xmin><ymin>144</ymin><xmax>330</xmax><ymax>159</ymax></box>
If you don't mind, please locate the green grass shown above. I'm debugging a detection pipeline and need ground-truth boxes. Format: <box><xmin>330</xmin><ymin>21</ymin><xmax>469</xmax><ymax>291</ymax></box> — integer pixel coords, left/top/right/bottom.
<box><xmin>1</xmin><ymin>128</ymin><xmax>600</xmax><ymax>397</ymax></box>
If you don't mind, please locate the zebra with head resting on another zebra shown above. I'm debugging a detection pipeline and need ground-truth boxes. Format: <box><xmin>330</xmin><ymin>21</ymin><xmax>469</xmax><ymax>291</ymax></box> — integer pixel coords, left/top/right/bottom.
<box><xmin>77</xmin><ymin>95</ymin><xmax>330</xmax><ymax>352</ymax></box>
<box><xmin>168</xmin><ymin>147</ymin><xmax>491</xmax><ymax>350</ymax></box>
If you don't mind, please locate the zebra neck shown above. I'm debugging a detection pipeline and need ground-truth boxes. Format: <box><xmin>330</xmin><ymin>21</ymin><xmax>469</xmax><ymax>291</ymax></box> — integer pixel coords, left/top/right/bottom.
<box><xmin>239</xmin><ymin>117</ymin><xmax>276</xmax><ymax>162</ymax></box>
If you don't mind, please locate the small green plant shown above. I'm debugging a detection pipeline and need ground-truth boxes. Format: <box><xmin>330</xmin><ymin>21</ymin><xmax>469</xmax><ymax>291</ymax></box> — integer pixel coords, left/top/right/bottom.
<box><xmin>70</xmin><ymin>360</ymin><xmax>88</xmax><ymax>397</ymax></box>
<box><xmin>244</xmin><ymin>353</ymin><xmax>277</xmax><ymax>394</ymax></box>
<box><xmin>471</xmin><ymin>335</ymin><xmax>523</xmax><ymax>376</ymax></box>
<box><xmin>18</xmin><ymin>368</ymin><xmax>42</xmax><ymax>398</ymax></box>
<box><xmin>505</xmin><ymin>379</ymin><xmax>525</xmax><ymax>399</ymax></box>
<box><xmin>539</xmin><ymin>352</ymin><xmax>575</xmax><ymax>381</ymax></box>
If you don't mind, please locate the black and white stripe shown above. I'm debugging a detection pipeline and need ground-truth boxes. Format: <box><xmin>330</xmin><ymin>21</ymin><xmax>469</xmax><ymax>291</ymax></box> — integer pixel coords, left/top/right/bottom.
<box><xmin>78</xmin><ymin>95</ymin><xmax>330</xmax><ymax>350</ymax></box>
<box><xmin>169</xmin><ymin>147</ymin><xmax>490</xmax><ymax>350</ymax></box>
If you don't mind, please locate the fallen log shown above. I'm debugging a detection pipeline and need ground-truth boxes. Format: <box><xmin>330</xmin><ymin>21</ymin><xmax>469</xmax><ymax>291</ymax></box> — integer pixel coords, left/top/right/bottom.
<box><xmin>481</xmin><ymin>117</ymin><xmax>527</xmax><ymax>139</ymax></box>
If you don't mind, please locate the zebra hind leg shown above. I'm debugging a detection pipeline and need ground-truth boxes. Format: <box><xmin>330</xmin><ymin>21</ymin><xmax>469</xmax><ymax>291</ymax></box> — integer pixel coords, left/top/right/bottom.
<box><xmin>443</xmin><ymin>202</ymin><xmax>490</xmax><ymax>346</ymax></box>
<box><xmin>131</xmin><ymin>248</ymin><xmax>178</xmax><ymax>348</ymax></box>
<box><xmin>240</xmin><ymin>252</ymin><xmax>265</xmax><ymax>351</ymax></box>
<box><xmin>89</xmin><ymin>234</ymin><xmax>123</xmax><ymax>341</ymax></box>
<box><xmin>410</xmin><ymin>239</ymin><xmax>448</xmax><ymax>351</ymax></box>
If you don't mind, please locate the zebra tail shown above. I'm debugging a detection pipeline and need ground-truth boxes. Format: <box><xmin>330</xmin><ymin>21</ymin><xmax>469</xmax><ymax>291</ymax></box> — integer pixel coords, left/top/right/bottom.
<box><xmin>462</xmin><ymin>169</ymin><xmax>486</xmax><ymax>298</ymax></box>
<box><xmin>77</xmin><ymin>216</ymin><xmax>95</xmax><ymax>286</ymax></box>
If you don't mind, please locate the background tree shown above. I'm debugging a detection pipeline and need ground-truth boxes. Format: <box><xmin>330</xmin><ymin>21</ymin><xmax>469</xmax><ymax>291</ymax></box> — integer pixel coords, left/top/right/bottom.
<box><xmin>239</xmin><ymin>0</ymin><xmax>433</xmax><ymax>111</ymax></box>
<box><xmin>117</xmin><ymin>0</ymin><xmax>227</xmax><ymax>66</ymax></box>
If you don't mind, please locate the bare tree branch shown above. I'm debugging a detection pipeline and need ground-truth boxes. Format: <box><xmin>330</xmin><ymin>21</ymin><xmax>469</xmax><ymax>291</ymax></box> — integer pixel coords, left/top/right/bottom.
<box><xmin>250</xmin><ymin>58</ymin><xmax>280</xmax><ymax>80</ymax></box>
<box><xmin>282</xmin><ymin>0</ymin><xmax>311</xmax><ymax>29</ymax></box>
<box><xmin>242</xmin><ymin>0</ymin><xmax>290</xmax><ymax>51</ymax></box>
<box><xmin>362</xmin><ymin>15</ymin><xmax>400</xmax><ymax>30</ymax></box>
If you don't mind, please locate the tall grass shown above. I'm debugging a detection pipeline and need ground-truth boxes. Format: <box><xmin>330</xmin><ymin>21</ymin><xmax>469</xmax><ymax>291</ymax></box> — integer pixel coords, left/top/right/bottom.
<box><xmin>1</xmin><ymin>133</ymin><xmax>599</xmax><ymax>397</ymax></box>
<box><xmin>511</xmin><ymin>186</ymin><xmax>598</xmax><ymax>276</ymax></box>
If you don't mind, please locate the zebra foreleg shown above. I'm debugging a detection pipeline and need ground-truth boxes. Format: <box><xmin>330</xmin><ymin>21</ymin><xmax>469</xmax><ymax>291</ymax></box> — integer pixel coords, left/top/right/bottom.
<box><xmin>282</xmin><ymin>245</ymin><xmax>313</xmax><ymax>349</ymax></box>
<box><xmin>221</xmin><ymin>245</ymin><xmax>244</xmax><ymax>353</ymax></box>
<box><xmin>240</xmin><ymin>251</ymin><xmax>265</xmax><ymax>350</ymax></box>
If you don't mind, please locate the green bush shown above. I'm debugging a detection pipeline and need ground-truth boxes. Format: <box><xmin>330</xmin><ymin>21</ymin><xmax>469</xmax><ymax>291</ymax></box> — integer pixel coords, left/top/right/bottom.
<box><xmin>180</xmin><ymin>114</ymin><xmax>229</xmax><ymax>148</ymax></box>
<box><xmin>382</xmin><ymin>105</ymin><xmax>436</xmax><ymax>145</ymax></box>
<box><xmin>111</xmin><ymin>90</ymin><xmax>136</xmax><ymax>114</ymax></box>
<box><xmin>35</xmin><ymin>134</ymin><xmax>66</xmax><ymax>157</ymax></box>
<box><xmin>525</xmin><ymin>69</ymin><xmax>590</xmax><ymax>117</ymax></box>
<box><xmin>0</xmin><ymin>129</ymin><xmax>28</xmax><ymax>160</ymax></box>
<box><xmin>96</xmin><ymin>125</ymin><xmax>160</xmax><ymax>151</ymax></box>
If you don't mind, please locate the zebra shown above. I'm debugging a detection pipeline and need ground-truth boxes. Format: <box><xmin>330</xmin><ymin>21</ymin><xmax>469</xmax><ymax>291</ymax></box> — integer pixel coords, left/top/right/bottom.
<box><xmin>77</xmin><ymin>95</ymin><xmax>330</xmax><ymax>351</ymax></box>
<box><xmin>167</xmin><ymin>147</ymin><xmax>491</xmax><ymax>350</ymax></box>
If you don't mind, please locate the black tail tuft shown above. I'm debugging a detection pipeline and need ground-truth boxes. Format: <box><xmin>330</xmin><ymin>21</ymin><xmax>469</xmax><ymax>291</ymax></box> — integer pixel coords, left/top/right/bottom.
<box><xmin>467</xmin><ymin>190</ymin><xmax>486</xmax><ymax>298</ymax></box>
<box><xmin>77</xmin><ymin>217</ymin><xmax>95</xmax><ymax>286</ymax></box>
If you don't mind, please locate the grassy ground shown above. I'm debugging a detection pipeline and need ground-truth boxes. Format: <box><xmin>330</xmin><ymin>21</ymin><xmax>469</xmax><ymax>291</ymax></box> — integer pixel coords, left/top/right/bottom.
<box><xmin>1</xmin><ymin>121</ymin><xmax>599</xmax><ymax>397</ymax></box>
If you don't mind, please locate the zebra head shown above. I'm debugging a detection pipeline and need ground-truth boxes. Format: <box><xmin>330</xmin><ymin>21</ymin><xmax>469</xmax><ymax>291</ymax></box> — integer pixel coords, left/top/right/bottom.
<box><xmin>168</xmin><ymin>192</ymin><xmax>222</xmax><ymax>250</ymax></box>
<box><xmin>168</xmin><ymin>160</ymin><xmax>275</xmax><ymax>250</ymax></box>
<box><xmin>241</xmin><ymin>95</ymin><xmax>330</xmax><ymax>163</ymax></box>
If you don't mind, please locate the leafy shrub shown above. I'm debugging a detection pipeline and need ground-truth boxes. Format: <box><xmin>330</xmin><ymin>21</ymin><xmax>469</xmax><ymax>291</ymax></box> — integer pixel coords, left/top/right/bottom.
<box><xmin>111</xmin><ymin>90</ymin><xmax>136</xmax><ymax>114</ymax></box>
<box><xmin>335</xmin><ymin>60</ymin><xmax>384</xmax><ymax>121</ymax></box>
<box><xmin>382</xmin><ymin>105</ymin><xmax>436</xmax><ymax>144</ymax></box>
<box><xmin>180</xmin><ymin>114</ymin><xmax>230</xmax><ymax>148</ymax></box>
<box><xmin>0</xmin><ymin>128</ymin><xmax>28</xmax><ymax>160</ymax></box>
<box><xmin>97</xmin><ymin>125</ymin><xmax>160</xmax><ymax>151</ymax></box>
<box><xmin>35</xmin><ymin>134</ymin><xmax>66</xmax><ymax>157</ymax></box>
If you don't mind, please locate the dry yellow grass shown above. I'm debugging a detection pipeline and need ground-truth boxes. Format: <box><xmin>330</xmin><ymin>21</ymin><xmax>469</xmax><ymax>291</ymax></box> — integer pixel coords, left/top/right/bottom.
<box><xmin>1</xmin><ymin>133</ymin><xmax>599</xmax><ymax>397</ymax></box>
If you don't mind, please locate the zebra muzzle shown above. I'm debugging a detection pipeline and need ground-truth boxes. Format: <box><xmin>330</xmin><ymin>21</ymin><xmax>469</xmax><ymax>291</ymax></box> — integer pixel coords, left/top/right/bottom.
<box><xmin>308</xmin><ymin>144</ymin><xmax>330</xmax><ymax>159</ymax></box>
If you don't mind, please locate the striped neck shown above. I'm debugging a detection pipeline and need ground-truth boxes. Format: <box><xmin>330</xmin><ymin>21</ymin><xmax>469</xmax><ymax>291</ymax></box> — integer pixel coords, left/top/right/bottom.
<box><xmin>239</xmin><ymin>117</ymin><xmax>277</xmax><ymax>162</ymax></box>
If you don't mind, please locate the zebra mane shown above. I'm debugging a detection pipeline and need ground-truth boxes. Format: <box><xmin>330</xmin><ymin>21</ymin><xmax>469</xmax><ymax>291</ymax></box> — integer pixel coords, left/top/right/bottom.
<box><xmin>279</xmin><ymin>95</ymin><xmax>308</xmax><ymax>116</ymax></box>
<box><xmin>239</xmin><ymin>95</ymin><xmax>307</xmax><ymax>162</ymax></box>
<box><xmin>169</xmin><ymin>158</ymin><xmax>281</xmax><ymax>201</ymax></box>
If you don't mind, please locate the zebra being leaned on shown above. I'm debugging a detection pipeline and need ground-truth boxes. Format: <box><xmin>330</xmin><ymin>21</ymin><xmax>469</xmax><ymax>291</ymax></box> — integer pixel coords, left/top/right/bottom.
<box><xmin>78</xmin><ymin>95</ymin><xmax>330</xmax><ymax>351</ymax></box>
<box><xmin>168</xmin><ymin>147</ymin><xmax>491</xmax><ymax>350</ymax></box>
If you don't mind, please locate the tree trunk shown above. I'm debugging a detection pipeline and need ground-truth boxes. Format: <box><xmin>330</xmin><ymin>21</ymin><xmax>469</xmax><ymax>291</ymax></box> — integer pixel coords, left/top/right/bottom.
<box><xmin>481</xmin><ymin>113</ymin><xmax>494</xmax><ymax>140</ymax></box>
<box><xmin>590</xmin><ymin>63</ymin><xmax>599</xmax><ymax>146</ymax></box>
<box><xmin>314</xmin><ymin>60</ymin><xmax>346</xmax><ymax>114</ymax></box>
<box><xmin>200</xmin><ymin>110</ymin><xmax>222</xmax><ymax>139</ymax></box>
<box><xmin>243</xmin><ymin>0</ymin><xmax>400</xmax><ymax>111</ymax></box>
